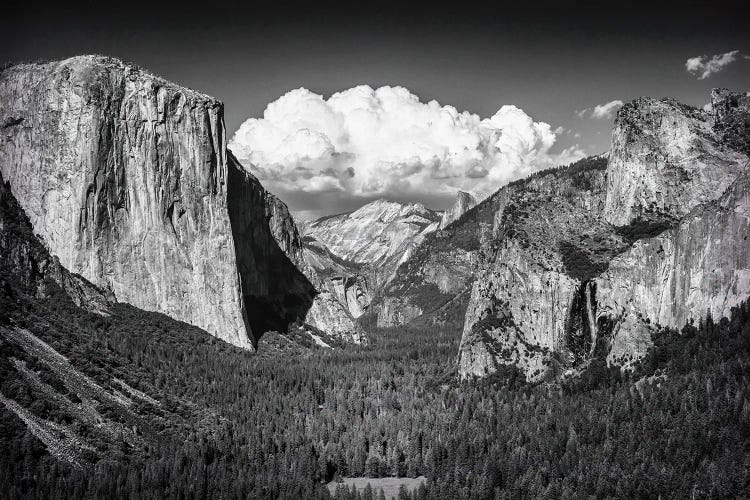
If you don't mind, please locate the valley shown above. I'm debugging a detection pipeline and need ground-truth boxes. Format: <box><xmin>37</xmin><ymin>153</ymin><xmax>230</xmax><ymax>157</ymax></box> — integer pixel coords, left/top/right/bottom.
<box><xmin>0</xmin><ymin>54</ymin><xmax>749</xmax><ymax>499</ymax></box>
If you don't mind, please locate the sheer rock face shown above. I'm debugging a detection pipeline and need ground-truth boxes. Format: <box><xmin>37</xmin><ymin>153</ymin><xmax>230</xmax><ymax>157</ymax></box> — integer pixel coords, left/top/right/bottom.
<box><xmin>0</xmin><ymin>55</ymin><xmax>314</xmax><ymax>348</ymax></box>
<box><xmin>225</xmin><ymin>155</ymin><xmax>316</xmax><ymax>343</ymax></box>
<box><xmin>230</xmin><ymin>173</ymin><xmax>366</xmax><ymax>344</ymax></box>
<box><xmin>440</xmin><ymin>191</ymin><xmax>477</xmax><ymax>229</ymax></box>
<box><xmin>595</xmin><ymin>170</ymin><xmax>750</xmax><ymax>366</ymax></box>
<box><xmin>458</xmin><ymin>92</ymin><xmax>750</xmax><ymax>381</ymax></box>
<box><xmin>603</xmin><ymin>96</ymin><xmax>746</xmax><ymax>226</ymax></box>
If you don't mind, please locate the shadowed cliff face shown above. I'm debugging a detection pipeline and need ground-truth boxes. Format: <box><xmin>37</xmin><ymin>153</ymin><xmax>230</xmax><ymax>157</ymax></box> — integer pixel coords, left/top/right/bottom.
<box><xmin>226</xmin><ymin>153</ymin><xmax>316</xmax><ymax>347</ymax></box>
<box><xmin>0</xmin><ymin>55</ymin><xmax>315</xmax><ymax>348</ymax></box>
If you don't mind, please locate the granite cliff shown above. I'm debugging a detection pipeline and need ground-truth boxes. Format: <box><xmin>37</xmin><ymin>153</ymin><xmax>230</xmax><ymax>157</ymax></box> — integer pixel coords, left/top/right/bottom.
<box><xmin>439</xmin><ymin>191</ymin><xmax>477</xmax><ymax>229</ymax></box>
<box><xmin>0</xmin><ymin>55</ymin><xmax>315</xmax><ymax>349</ymax></box>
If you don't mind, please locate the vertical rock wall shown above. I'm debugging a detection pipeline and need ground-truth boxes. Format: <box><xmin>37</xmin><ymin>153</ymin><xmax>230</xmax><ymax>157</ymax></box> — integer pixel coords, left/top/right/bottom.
<box><xmin>0</xmin><ymin>56</ymin><xmax>314</xmax><ymax>348</ymax></box>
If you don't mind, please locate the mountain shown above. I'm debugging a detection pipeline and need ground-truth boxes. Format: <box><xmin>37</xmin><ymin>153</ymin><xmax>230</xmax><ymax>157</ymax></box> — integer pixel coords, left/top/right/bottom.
<box><xmin>0</xmin><ymin>167</ymin><xmax>338</xmax><ymax>494</ymax></box>
<box><xmin>378</xmin><ymin>89</ymin><xmax>749</xmax><ymax>381</ymax></box>
<box><xmin>0</xmin><ymin>55</ymin><xmax>321</xmax><ymax>349</ymax></box>
<box><xmin>305</xmin><ymin>199</ymin><xmax>441</xmax><ymax>287</ymax></box>
<box><xmin>2</xmin><ymin>55</ymin><xmax>750</xmax><ymax>498</ymax></box>
<box><xmin>439</xmin><ymin>191</ymin><xmax>477</xmax><ymax>229</ymax></box>
<box><xmin>373</xmin><ymin>163</ymin><xmax>591</xmax><ymax>329</ymax></box>
<box><xmin>4</xmin><ymin>156</ymin><xmax>750</xmax><ymax>497</ymax></box>
<box><xmin>299</xmin><ymin>199</ymin><xmax>442</xmax><ymax>334</ymax></box>
<box><xmin>458</xmin><ymin>89</ymin><xmax>749</xmax><ymax>380</ymax></box>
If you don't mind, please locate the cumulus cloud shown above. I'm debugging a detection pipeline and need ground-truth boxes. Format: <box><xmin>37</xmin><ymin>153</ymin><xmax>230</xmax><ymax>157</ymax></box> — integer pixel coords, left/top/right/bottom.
<box><xmin>229</xmin><ymin>86</ymin><xmax>584</xmax><ymax>213</ymax></box>
<box><xmin>685</xmin><ymin>50</ymin><xmax>749</xmax><ymax>79</ymax></box>
<box><xmin>576</xmin><ymin>100</ymin><xmax>623</xmax><ymax>119</ymax></box>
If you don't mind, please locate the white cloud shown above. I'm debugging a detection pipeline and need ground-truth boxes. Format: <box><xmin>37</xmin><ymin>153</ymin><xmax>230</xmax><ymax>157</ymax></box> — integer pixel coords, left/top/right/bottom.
<box><xmin>591</xmin><ymin>100</ymin><xmax>624</xmax><ymax>119</ymax></box>
<box><xmin>575</xmin><ymin>100</ymin><xmax>623</xmax><ymax>120</ymax></box>
<box><xmin>229</xmin><ymin>86</ymin><xmax>584</xmax><ymax>204</ymax></box>
<box><xmin>685</xmin><ymin>50</ymin><xmax>748</xmax><ymax>79</ymax></box>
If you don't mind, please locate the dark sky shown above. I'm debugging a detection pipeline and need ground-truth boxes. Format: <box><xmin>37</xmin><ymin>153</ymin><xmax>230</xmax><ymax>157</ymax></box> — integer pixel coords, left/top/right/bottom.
<box><xmin>2</xmin><ymin>1</ymin><xmax>748</xmax><ymax>217</ymax></box>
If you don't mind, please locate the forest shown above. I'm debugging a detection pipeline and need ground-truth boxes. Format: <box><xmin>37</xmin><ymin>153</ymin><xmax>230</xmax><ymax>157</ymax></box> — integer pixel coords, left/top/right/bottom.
<box><xmin>1</xmin><ymin>176</ymin><xmax>749</xmax><ymax>499</ymax></box>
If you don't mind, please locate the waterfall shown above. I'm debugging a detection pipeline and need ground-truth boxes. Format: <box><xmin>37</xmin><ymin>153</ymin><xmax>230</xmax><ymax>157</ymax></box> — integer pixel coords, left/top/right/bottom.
<box><xmin>584</xmin><ymin>281</ymin><xmax>598</xmax><ymax>356</ymax></box>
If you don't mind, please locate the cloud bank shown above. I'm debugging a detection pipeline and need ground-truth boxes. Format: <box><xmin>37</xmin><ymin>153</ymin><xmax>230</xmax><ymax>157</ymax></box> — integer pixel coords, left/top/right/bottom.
<box><xmin>576</xmin><ymin>100</ymin><xmax>623</xmax><ymax>119</ymax></box>
<box><xmin>229</xmin><ymin>86</ymin><xmax>584</xmax><ymax>215</ymax></box>
<box><xmin>685</xmin><ymin>50</ymin><xmax>748</xmax><ymax>79</ymax></box>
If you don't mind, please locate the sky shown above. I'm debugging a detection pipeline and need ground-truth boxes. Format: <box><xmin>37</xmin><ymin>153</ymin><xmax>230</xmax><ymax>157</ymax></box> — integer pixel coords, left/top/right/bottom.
<box><xmin>2</xmin><ymin>2</ymin><xmax>748</xmax><ymax>220</ymax></box>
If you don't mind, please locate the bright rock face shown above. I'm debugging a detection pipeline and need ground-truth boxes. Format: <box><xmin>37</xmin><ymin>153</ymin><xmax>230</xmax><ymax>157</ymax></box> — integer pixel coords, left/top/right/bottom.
<box><xmin>595</xmin><ymin>169</ymin><xmax>750</xmax><ymax>366</ymax></box>
<box><xmin>301</xmin><ymin>199</ymin><xmax>441</xmax><ymax>333</ymax></box>
<box><xmin>306</xmin><ymin>199</ymin><xmax>440</xmax><ymax>284</ymax></box>
<box><xmin>604</xmin><ymin>96</ymin><xmax>745</xmax><ymax>226</ymax></box>
<box><xmin>297</xmin><ymin>233</ymin><xmax>368</xmax><ymax>343</ymax></box>
<box><xmin>440</xmin><ymin>191</ymin><xmax>477</xmax><ymax>229</ymax></box>
<box><xmin>0</xmin><ymin>56</ymin><xmax>315</xmax><ymax>348</ymax></box>
<box><xmin>457</xmin><ymin>91</ymin><xmax>750</xmax><ymax>380</ymax></box>
<box><xmin>0</xmin><ymin>171</ymin><xmax>114</xmax><ymax>316</ymax></box>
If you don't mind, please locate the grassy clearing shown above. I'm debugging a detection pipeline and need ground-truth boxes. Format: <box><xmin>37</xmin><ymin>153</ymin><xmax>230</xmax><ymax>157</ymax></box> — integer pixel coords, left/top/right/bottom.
<box><xmin>327</xmin><ymin>476</ymin><xmax>426</xmax><ymax>499</ymax></box>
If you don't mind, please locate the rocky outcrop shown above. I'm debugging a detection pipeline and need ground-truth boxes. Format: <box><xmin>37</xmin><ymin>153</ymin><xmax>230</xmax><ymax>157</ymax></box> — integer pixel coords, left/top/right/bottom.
<box><xmin>297</xmin><ymin>233</ymin><xmax>368</xmax><ymax>342</ymax></box>
<box><xmin>0</xmin><ymin>56</ymin><xmax>315</xmax><ymax>348</ymax></box>
<box><xmin>458</xmin><ymin>91</ymin><xmax>749</xmax><ymax>381</ymax></box>
<box><xmin>375</xmin><ymin>169</ymin><xmax>557</xmax><ymax>329</ymax></box>
<box><xmin>440</xmin><ymin>191</ymin><xmax>477</xmax><ymax>229</ymax></box>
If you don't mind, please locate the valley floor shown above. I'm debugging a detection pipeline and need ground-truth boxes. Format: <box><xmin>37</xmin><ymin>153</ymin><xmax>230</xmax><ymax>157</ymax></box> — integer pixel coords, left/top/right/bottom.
<box><xmin>327</xmin><ymin>476</ymin><xmax>427</xmax><ymax>499</ymax></box>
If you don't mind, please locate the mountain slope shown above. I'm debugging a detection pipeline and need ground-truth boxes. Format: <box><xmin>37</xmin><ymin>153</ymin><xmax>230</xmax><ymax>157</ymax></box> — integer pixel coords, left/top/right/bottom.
<box><xmin>374</xmin><ymin>156</ymin><xmax>606</xmax><ymax>329</ymax></box>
